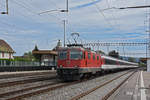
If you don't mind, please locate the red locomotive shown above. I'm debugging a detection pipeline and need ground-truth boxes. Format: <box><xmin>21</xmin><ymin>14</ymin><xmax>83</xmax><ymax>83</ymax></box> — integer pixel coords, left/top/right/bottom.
<box><xmin>57</xmin><ymin>44</ymin><xmax>138</xmax><ymax>81</ymax></box>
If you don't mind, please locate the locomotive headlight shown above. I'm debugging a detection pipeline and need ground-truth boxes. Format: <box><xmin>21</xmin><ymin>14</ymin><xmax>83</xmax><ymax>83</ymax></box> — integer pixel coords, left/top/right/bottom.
<box><xmin>74</xmin><ymin>65</ymin><xmax>78</xmax><ymax>68</ymax></box>
<box><xmin>60</xmin><ymin>65</ymin><xmax>62</xmax><ymax>68</ymax></box>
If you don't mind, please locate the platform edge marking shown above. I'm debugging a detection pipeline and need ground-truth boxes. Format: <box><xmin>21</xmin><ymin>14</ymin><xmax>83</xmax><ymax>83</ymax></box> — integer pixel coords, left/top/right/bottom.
<box><xmin>140</xmin><ymin>71</ymin><xmax>146</xmax><ymax>100</ymax></box>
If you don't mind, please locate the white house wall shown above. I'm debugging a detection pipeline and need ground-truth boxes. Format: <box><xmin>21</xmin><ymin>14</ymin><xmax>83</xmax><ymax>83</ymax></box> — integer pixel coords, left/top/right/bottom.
<box><xmin>41</xmin><ymin>55</ymin><xmax>54</xmax><ymax>62</ymax></box>
<box><xmin>0</xmin><ymin>52</ymin><xmax>14</xmax><ymax>59</ymax></box>
<box><xmin>0</xmin><ymin>53</ymin><xmax>2</xmax><ymax>58</ymax></box>
<box><xmin>9</xmin><ymin>53</ymin><xmax>13</xmax><ymax>59</ymax></box>
<box><xmin>5</xmin><ymin>53</ymin><xmax>9</xmax><ymax>59</ymax></box>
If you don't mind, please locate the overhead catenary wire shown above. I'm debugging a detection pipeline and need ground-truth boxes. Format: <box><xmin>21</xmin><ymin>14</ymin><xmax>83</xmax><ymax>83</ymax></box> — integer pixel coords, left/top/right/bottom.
<box><xmin>10</xmin><ymin>0</ymin><xmax>68</xmax><ymax>45</ymax></box>
<box><xmin>11</xmin><ymin>0</ymin><xmax>36</xmax><ymax>14</ymax></box>
<box><xmin>11</xmin><ymin>0</ymin><xmax>62</xmax><ymax>21</ymax></box>
<box><xmin>9</xmin><ymin>0</ymin><xmax>67</xmax><ymax>40</ymax></box>
<box><xmin>18</xmin><ymin>0</ymin><xmax>62</xmax><ymax>20</ymax></box>
<box><xmin>0</xmin><ymin>1</ymin><xmax>36</xmax><ymax>31</ymax></box>
<box><xmin>105</xmin><ymin>0</ymin><xmax>120</xmax><ymax>31</ymax></box>
<box><xmin>91</xmin><ymin>0</ymin><xmax>115</xmax><ymax>29</ymax></box>
<box><xmin>48</xmin><ymin>0</ymin><xmax>60</xmax><ymax>9</ymax></box>
<box><xmin>0</xmin><ymin>0</ymin><xmax>5</xmax><ymax>11</ymax></box>
<box><xmin>0</xmin><ymin>18</ymin><xmax>26</xmax><ymax>33</ymax></box>
<box><xmin>0</xmin><ymin>0</ymin><xmax>64</xmax><ymax>39</ymax></box>
<box><xmin>7</xmin><ymin>0</ymin><xmax>65</xmax><ymax>28</ymax></box>
<box><xmin>0</xmin><ymin>0</ymin><xmax>148</xmax><ymax>57</ymax></box>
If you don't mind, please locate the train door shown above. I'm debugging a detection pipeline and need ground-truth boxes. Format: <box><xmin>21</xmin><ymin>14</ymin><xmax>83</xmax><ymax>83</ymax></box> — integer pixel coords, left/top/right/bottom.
<box><xmin>87</xmin><ymin>52</ymin><xmax>91</xmax><ymax>67</ymax></box>
<box><xmin>84</xmin><ymin>51</ymin><xmax>87</xmax><ymax>67</ymax></box>
<box><xmin>66</xmin><ymin>50</ymin><xmax>70</xmax><ymax>67</ymax></box>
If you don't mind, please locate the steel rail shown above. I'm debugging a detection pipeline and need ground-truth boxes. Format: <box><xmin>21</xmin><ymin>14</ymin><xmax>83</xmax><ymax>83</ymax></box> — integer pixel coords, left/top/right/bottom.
<box><xmin>70</xmin><ymin>70</ymin><xmax>135</xmax><ymax>100</ymax></box>
<box><xmin>4</xmin><ymin>70</ymin><xmax>134</xmax><ymax>100</ymax></box>
<box><xmin>5</xmin><ymin>75</ymin><xmax>101</xmax><ymax>100</ymax></box>
<box><xmin>6</xmin><ymin>81</ymin><xmax>82</xmax><ymax>100</ymax></box>
<box><xmin>102</xmin><ymin>71</ymin><xmax>135</xmax><ymax>100</ymax></box>
<box><xmin>0</xmin><ymin>82</ymin><xmax>58</xmax><ymax>98</ymax></box>
<box><xmin>0</xmin><ymin>76</ymin><xmax>56</xmax><ymax>88</ymax></box>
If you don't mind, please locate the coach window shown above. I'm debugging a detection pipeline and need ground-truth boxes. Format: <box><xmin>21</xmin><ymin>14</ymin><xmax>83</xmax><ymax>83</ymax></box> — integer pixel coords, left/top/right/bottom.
<box><xmin>58</xmin><ymin>51</ymin><xmax>67</xmax><ymax>60</ymax></box>
<box><xmin>112</xmin><ymin>60</ymin><xmax>116</xmax><ymax>65</ymax></box>
<box><xmin>70</xmin><ymin>50</ymin><xmax>83</xmax><ymax>59</ymax></box>
<box><xmin>105</xmin><ymin>59</ymin><xmax>115</xmax><ymax>65</ymax></box>
<box><xmin>88</xmin><ymin>52</ymin><xmax>91</xmax><ymax>59</ymax></box>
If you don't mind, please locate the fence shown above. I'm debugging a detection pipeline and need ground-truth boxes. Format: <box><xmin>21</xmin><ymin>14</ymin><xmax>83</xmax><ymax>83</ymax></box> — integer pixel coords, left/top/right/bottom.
<box><xmin>0</xmin><ymin>60</ymin><xmax>57</xmax><ymax>67</ymax></box>
<box><xmin>0</xmin><ymin>60</ymin><xmax>57</xmax><ymax>72</ymax></box>
<box><xmin>0</xmin><ymin>60</ymin><xmax>40</xmax><ymax>67</ymax></box>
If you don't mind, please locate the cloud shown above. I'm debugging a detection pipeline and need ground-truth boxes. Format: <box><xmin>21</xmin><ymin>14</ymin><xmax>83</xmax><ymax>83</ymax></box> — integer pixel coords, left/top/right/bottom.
<box><xmin>71</xmin><ymin>0</ymin><xmax>102</xmax><ymax>10</ymax></box>
<box><xmin>0</xmin><ymin>0</ymin><xmax>148</xmax><ymax>56</ymax></box>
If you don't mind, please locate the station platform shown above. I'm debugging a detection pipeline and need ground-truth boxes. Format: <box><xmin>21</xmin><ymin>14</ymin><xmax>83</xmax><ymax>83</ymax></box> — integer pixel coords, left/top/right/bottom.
<box><xmin>109</xmin><ymin>70</ymin><xmax>150</xmax><ymax>100</ymax></box>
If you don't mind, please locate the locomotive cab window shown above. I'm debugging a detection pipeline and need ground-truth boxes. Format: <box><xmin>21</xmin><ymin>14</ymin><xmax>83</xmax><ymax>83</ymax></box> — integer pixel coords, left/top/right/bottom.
<box><xmin>58</xmin><ymin>51</ymin><xmax>67</xmax><ymax>60</ymax></box>
<box><xmin>70</xmin><ymin>50</ymin><xmax>83</xmax><ymax>60</ymax></box>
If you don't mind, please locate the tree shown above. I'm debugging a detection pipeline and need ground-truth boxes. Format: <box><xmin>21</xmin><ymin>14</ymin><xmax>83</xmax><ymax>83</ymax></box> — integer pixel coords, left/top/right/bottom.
<box><xmin>23</xmin><ymin>51</ymin><xmax>35</xmax><ymax>61</ymax></box>
<box><xmin>128</xmin><ymin>57</ymin><xmax>135</xmax><ymax>62</ymax></box>
<box><xmin>108</xmin><ymin>50</ymin><xmax>119</xmax><ymax>58</ymax></box>
<box><xmin>32</xmin><ymin>45</ymin><xmax>41</xmax><ymax>62</ymax></box>
<box><xmin>33</xmin><ymin>45</ymin><xmax>39</xmax><ymax>51</ymax></box>
<box><xmin>32</xmin><ymin>53</ymin><xmax>41</xmax><ymax>62</ymax></box>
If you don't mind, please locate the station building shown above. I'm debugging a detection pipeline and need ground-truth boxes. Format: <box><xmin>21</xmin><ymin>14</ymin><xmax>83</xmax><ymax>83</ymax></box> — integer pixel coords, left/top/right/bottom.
<box><xmin>32</xmin><ymin>40</ymin><xmax>62</xmax><ymax>67</ymax></box>
<box><xmin>0</xmin><ymin>39</ymin><xmax>15</xmax><ymax>59</ymax></box>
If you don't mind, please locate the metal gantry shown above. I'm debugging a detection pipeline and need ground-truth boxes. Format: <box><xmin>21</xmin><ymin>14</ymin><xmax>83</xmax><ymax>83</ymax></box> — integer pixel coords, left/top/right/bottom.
<box><xmin>83</xmin><ymin>42</ymin><xmax>147</xmax><ymax>57</ymax></box>
<box><xmin>83</xmin><ymin>42</ymin><xmax>148</xmax><ymax>47</ymax></box>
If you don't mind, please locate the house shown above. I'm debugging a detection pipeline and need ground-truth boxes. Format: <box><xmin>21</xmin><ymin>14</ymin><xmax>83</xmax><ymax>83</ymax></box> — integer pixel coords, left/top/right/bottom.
<box><xmin>0</xmin><ymin>39</ymin><xmax>15</xmax><ymax>59</ymax></box>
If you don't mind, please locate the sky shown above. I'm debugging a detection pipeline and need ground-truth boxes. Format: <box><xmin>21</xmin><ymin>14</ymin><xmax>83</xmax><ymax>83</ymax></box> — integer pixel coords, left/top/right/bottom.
<box><xmin>0</xmin><ymin>0</ymin><xmax>150</xmax><ymax>57</ymax></box>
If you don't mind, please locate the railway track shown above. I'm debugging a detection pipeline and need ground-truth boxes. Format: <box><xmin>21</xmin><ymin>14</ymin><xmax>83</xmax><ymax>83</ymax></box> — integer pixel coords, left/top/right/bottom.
<box><xmin>0</xmin><ymin>73</ymin><xmax>58</xmax><ymax>100</ymax></box>
<box><xmin>0</xmin><ymin>81</ymin><xmax>59</xmax><ymax>99</ymax></box>
<box><xmin>0</xmin><ymin>71</ymin><xmax>55</xmax><ymax>79</ymax></box>
<box><xmin>1</xmin><ymin>74</ymin><xmax>100</xmax><ymax>100</ymax></box>
<box><xmin>0</xmin><ymin>69</ymin><xmax>137</xmax><ymax>100</ymax></box>
<box><xmin>101</xmin><ymin>72</ymin><xmax>135</xmax><ymax>100</ymax></box>
<box><xmin>3</xmin><ymin>81</ymin><xmax>81</xmax><ymax>100</ymax></box>
<box><xmin>1</xmin><ymin>70</ymin><xmax>135</xmax><ymax>100</ymax></box>
<box><xmin>70</xmin><ymin>70</ymin><xmax>136</xmax><ymax>100</ymax></box>
<box><xmin>0</xmin><ymin>74</ymin><xmax>56</xmax><ymax>88</ymax></box>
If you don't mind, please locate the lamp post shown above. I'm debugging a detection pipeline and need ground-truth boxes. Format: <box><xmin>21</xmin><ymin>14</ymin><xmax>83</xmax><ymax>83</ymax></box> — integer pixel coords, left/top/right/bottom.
<box><xmin>63</xmin><ymin>20</ymin><xmax>66</xmax><ymax>47</ymax></box>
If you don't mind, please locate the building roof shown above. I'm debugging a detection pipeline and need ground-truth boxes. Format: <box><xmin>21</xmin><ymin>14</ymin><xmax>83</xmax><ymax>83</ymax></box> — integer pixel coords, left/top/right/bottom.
<box><xmin>0</xmin><ymin>39</ymin><xmax>15</xmax><ymax>53</ymax></box>
<box><xmin>32</xmin><ymin>50</ymin><xmax>57</xmax><ymax>55</ymax></box>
